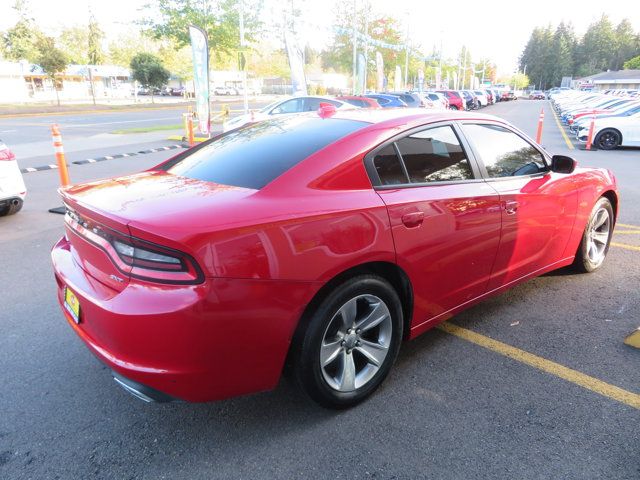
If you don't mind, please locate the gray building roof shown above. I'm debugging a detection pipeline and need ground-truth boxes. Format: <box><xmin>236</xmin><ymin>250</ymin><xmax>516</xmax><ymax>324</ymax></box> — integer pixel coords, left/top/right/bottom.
<box><xmin>578</xmin><ymin>69</ymin><xmax>640</xmax><ymax>83</ymax></box>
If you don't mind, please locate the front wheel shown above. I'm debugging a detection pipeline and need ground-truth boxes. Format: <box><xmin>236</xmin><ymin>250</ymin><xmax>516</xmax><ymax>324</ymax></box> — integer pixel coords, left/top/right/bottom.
<box><xmin>594</xmin><ymin>129</ymin><xmax>621</xmax><ymax>150</ymax></box>
<box><xmin>292</xmin><ymin>275</ymin><xmax>403</xmax><ymax>409</ymax></box>
<box><xmin>573</xmin><ymin>197</ymin><xmax>614</xmax><ymax>272</ymax></box>
<box><xmin>449</xmin><ymin>105</ymin><xmax>459</xmax><ymax>110</ymax></box>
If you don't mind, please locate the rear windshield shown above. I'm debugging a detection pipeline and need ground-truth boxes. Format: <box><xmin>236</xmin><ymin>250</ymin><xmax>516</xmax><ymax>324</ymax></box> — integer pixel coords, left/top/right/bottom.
<box><xmin>162</xmin><ymin>116</ymin><xmax>368</xmax><ymax>189</ymax></box>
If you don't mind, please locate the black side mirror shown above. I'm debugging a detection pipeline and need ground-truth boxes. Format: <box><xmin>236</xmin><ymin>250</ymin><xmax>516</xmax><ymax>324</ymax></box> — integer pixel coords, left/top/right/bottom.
<box><xmin>551</xmin><ymin>155</ymin><xmax>577</xmax><ymax>174</ymax></box>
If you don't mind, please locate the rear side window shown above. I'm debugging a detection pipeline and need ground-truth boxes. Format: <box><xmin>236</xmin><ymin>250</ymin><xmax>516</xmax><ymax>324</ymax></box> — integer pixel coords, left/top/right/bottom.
<box><xmin>373</xmin><ymin>144</ymin><xmax>408</xmax><ymax>185</ymax></box>
<box><xmin>304</xmin><ymin>98</ymin><xmax>341</xmax><ymax>111</ymax></box>
<box><xmin>462</xmin><ymin>124</ymin><xmax>547</xmax><ymax>178</ymax></box>
<box><xmin>163</xmin><ymin>116</ymin><xmax>368</xmax><ymax>189</ymax></box>
<box><xmin>395</xmin><ymin>126</ymin><xmax>473</xmax><ymax>183</ymax></box>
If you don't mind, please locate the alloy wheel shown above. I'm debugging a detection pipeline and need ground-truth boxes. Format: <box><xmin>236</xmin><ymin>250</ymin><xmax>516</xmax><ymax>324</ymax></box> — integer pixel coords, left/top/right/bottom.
<box><xmin>319</xmin><ymin>294</ymin><xmax>392</xmax><ymax>392</ymax></box>
<box><xmin>587</xmin><ymin>206</ymin><xmax>611</xmax><ymax>265</ymax></box>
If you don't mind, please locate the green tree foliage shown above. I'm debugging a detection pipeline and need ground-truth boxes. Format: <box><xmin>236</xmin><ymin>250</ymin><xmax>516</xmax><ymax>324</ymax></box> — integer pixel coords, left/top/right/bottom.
<box><xmin>520</xmin><ymin>15</ymin><xmax>640</xmax><ymax>88</ymax></box>
<box><xmin>36</xmin><ymin>36</ymin><xmax>68</xmax><ymax>106</ymax></box>
<box><xmin>623</xmin><ymin>55</ymin><xmax>640</xmax><ymax>69</ymax></box>
<box><xmin>58</xmin><ymin>26</ymin><xmax>89</xmax><ymax>64</ymax></box>
<box><xmin>1</xmin><ymin>0</ymin><xmax>43</xmax><ymax>62</ymax></box>
<box><xmin>321</xmin><ymin>5</ymin><xmax>406</xmax><ymax>86</ymax></box>
<box><xmin>140</xmin><ymin>0</ymin><xmax>262</xmax><ymax>61</ymax></box>
<box><xmin>88</xmin><ymin>14</ymin><xmax>105</xmax><ymax>65</ymax></box>
<box><xmin>130</xmin><ymin>52</ymin><xmax>170</xmax><ymax>103</ymax></box>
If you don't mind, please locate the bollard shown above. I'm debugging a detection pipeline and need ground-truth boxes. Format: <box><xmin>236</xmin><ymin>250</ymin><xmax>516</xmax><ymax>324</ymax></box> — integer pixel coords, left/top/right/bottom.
<box><xmin>585</xmin><ymin>110</ymin><xmax>596</xmax><ymax>150</ymax></box>
<box><xmin>535</xmin><ymin>108</ymin><xmax>544</xmax><ymax>144</ymax></box>
<box><xmin>187</xmin><ymin>115</ymin><xmax>195</xmax><ymax>147</ymax></box>
<box><xmin>51</xmin><ymin>124</ymin><xmax>70</xmax><ymax>186</ymax></box>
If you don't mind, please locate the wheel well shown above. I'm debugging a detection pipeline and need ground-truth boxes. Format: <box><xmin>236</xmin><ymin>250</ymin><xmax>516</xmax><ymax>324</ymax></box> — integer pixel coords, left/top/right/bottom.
<box><xmin>285</xmin><ymin>262</ymin><xmax>414</xmax><ymax>371</ymax></box>
<box><xmin>602</xmin><ymin>190</ymin><xmax>619</xmax><ymax>221</ymax></box>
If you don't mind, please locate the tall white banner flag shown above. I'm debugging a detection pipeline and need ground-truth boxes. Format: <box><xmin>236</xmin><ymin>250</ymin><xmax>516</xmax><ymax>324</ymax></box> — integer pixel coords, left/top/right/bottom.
<box><xmin>285</xmin><ymin>31</ymin><xmax>307</xmax><ymax>96</ymax></box>
<box><xmin>394</xmin><ymin>65</ymin><xmax>402</xmax><ymax>91</ymax></box>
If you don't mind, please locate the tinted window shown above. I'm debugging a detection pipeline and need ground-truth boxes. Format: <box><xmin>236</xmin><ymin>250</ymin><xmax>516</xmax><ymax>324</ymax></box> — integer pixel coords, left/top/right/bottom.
<box><xmin>164</xmin><ymin>116</ymin><xmax>368</xmax><ymax>189</ymax></box>
<box><xmin>462</xmin><ymin>124</ymin><xmax>547</xmax><ymax>178</ymax></box>
<box><xmin>395</xmin><ymin>126</ymin><xmax>473</xmax><ymax>183</ymax></box>
<box><xmin>373</xmin><ymin>144</ymin><xmax>408</xmax><ymax>185</ymax></box>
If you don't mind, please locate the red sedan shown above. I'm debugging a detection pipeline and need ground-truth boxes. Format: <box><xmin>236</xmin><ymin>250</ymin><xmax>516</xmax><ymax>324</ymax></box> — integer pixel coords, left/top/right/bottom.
<box><xmin>52</xmin><ymin>109</ymin><xmax>618</xmax><ymax>408</ymax></box>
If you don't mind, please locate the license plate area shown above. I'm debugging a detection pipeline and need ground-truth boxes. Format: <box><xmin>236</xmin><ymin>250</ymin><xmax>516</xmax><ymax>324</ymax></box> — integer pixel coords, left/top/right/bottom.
<box><xmin>64</xmin><ymin>287</ymin><xmax>81</xmax><ymax>324</ymax></box>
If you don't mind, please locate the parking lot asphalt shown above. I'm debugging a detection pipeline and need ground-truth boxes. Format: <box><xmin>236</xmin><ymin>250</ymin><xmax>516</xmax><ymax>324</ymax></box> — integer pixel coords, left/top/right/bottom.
<box><xmin>0</xmin><ymin>101</ymin><xmax>638</xmax><ymax>480</ymax></box>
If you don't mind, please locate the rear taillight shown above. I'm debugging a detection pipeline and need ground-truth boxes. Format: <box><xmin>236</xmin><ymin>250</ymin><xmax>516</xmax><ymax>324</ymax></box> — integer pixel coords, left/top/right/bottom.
<box><xmin>0</xmin><ymin>146</ymin><xmax>15</xmax><ymax>161</ymax></box>
<box><xmin>65</xmin><ymin>205</ymin><xmax>204</xmax><ymax>284</ymax></box>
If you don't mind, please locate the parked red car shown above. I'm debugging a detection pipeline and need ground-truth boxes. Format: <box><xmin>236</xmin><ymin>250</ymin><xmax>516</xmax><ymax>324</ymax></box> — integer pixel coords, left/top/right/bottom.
<box><xmin>52</xmin><ymin>109</ymin><xmax>618</xmax><ymax>408</ymax></box>
<box><xmin>435</xmin><ymin>90</ymin><xmax>465</xmax><ymax>110</ymax></box>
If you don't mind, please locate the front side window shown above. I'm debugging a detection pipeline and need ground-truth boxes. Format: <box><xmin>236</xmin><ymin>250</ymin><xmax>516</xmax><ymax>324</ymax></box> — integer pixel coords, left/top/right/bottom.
<box><xmin>462</xmin><ymin>124</ymin><xmax>547</xmax><ymax>178</ymax></box>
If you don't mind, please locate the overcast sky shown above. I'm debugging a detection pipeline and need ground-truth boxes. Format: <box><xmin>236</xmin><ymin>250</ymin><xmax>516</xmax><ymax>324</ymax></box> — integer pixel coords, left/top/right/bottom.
<box><xmin>2</xmin><ymin>0</ymin><xmax>639</xmax><ymax>75</ymax></box>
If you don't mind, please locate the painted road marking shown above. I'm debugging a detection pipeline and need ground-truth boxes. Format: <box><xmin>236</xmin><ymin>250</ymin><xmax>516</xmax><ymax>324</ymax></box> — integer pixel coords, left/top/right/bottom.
<box><xmin>618</xmin><ymin>223</ymin><xmax>640</xmax><ymax>229</ymax></box>
<box><xmin>550</xmin><ymin>107</ymin><xmax>575</xmax><ymax>150</ymax></box>
<box><xmin>611</xmin><ymin>242</ymin><xmax>640</xmax><ymax>252</ymax></box>
<box><xmin>615</xmin><ymin>231</ymin><xmax>640</xmax><ymax>235</ymax></box>
<box><xmin>437</xmin><ymin>322</ymin><xmax>640</xmax><ymax>410</ymax></box>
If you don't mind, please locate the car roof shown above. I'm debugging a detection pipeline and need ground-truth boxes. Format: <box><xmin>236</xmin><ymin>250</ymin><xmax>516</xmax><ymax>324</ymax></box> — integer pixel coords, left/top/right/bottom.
<box><xmin>327</xmin><ymin>107</ymin><xmax>503</xmax><ymax>127</ymax></box>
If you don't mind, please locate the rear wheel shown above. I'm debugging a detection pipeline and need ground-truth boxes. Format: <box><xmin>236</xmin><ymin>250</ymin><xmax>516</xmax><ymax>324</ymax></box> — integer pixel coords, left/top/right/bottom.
<box><xmin>450</xmin><ymin>105</ymin><xmax>459</xmax><ymax>111</ymax></box>
<box><xmin>594</xmin><ymin>129</ymin><xmax>621</xmax><ymax>150</ymax></box>
<box><xmin>573</xmin><ymin>197</ymin><xmax>614</xmax><ymax>273</ymax></box>
<box><xmin>292</xmin><ymin>275</ymin><xmax>403</xmax><ymax>409</ymax></box>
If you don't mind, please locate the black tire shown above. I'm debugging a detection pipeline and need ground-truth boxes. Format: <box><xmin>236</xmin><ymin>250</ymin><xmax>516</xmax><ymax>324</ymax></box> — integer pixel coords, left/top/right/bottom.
<box><xmin>450</xmin><ymin>105</ymin><xmax>459</xmax><ymax>110</ymax></box>
<box><xmin>594</xmin><ymin>129</ymin><xmax>621</xmax><ymax>151</ymax></box>
<box><xmin>0</xmin><ymin>198</ymin><xmax>23</xmax><ymax>216</ymax></box>
<box><xmin>292</xmin><ymin>275</ymin><xmax>403</xmax><ymax>409</ymax></box>
<box><xmin>573</xmin><ymin>197</ymin><xmax>614</xmax><ymax>273</ymax></box>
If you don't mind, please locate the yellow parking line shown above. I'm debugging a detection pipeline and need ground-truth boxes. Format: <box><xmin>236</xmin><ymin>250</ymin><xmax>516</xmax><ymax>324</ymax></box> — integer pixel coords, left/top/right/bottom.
<box><xmin>618</xmin><ymin>223</ymin><xmax>640</xmax><ymax>229</ymax></box>
<box><xmin>437</xmin><ymin>322</ymin><xmax>640</xmax><ymax>410</ymax></box>
<box><xmin>611</xmin><ymin>242</ymin><xmax>640</xmax><ymax>252</ymax></box>
<box><xmin>550</xmin><ymin>107</ymin><xmax>575</xmax><ymax>150</ymax></box>
<box><xmin>614</xmin><ymin>231</ymin><xmax>640</xmax><ymax>235</ymax></box>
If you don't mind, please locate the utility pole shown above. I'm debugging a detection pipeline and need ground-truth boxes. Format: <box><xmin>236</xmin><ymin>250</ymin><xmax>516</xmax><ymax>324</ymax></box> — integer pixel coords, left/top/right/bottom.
<box><xmin>363</xmin><ymin>4</ymin><xmax>369</xmax><ymax>93</ymax></box>
<box><xmin>404</xmin><ymin>12</ymin><xmax>410</xmax><ymax>90</ymax></box>
<box><xmin>239</xmin><ymin>0</ymin><xmax>248</xmax><ymax>114</ymax></box>
<box><xmin>352</xmin><ymin>0</ymin><xmax>357</xmax><ymax>95</ymax></box>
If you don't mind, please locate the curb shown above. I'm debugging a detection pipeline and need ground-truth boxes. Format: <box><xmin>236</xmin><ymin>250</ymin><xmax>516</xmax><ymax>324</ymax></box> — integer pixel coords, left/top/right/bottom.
<box><xmin>20</xmin><ymin>144</ymin><xmax>184</xmax><ymax>174</ymax></box>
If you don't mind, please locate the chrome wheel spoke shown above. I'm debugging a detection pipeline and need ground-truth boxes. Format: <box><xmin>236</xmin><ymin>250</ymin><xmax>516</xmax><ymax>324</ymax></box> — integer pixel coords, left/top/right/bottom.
<box><xmin>338</xmin><ymin>298</ymin><xmax>358</xmax><ymax>330</ymax></box>
<box><xmin>356</xmin><ymin>301</ymin><xmax>388</xmax><ymax>332</ymax></box>
<box><xmin>355</xmin><ymin>340</ymin><xmax>388</xmax><ymax>367</ymax></box>
<box><xmin>338</xmin><ymin>351</ymin><xmax>356</xmax><ymax>391</ymax></box>
<box><xmin>320</xmin><ymin>339</ymin><xmax>342</xmax><ymax>367</ymax></box>
<box><xmin>593</xmin><ymin>209</ymin><xmax>607</xmax><ymax>229</ymax></box>
<box><xmin>592</xmin><ymin>231</ymin><xmax>609</xmax><ymax>245</ymax></box>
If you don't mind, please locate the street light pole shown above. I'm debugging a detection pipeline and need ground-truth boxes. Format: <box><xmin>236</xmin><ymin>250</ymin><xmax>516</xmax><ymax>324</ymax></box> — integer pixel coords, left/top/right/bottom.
<box><xmin>351</xmin><ymin>0</ymin><xmax>358</xmax><ymax>95</ymax></box>
<box><xmin>404</xmin><ymin>13</ymin><xmax>409</xmax><ymax>90</ymax></box>
<box><xmin>239</xmin><ymin>0</ymin><xmax>248</xmax><ymax>115</ymax></box>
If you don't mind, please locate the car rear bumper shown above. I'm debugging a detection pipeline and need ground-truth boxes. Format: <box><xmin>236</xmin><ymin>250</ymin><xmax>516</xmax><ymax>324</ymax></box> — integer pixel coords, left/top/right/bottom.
<box><xmin>51</xmin><ymin>236</ymin><xmax>321</xmax><ymax>402</ymax></box>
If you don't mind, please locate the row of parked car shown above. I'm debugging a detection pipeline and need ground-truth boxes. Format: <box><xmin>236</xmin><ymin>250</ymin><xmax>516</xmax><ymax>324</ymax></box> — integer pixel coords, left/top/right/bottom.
<box><xmin>549</xmin><ymin>89</ymin><xmax>640</xmax><ymax>150</ymax></box>
<box><xmin>223</xmin><ymin>88</ymin><xmax>517</xmax><ymax>131</ymax></box>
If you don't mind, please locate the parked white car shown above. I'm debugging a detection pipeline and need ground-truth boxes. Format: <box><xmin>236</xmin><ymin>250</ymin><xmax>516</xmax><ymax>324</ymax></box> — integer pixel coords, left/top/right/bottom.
<box><xmin>213</xmin><ymin>86</ymin><xmax>235</xmax><ymax>96</ymax></box>
<box><xmin>576</xmin><ymin>111</ymin><xmax>640</xmax><ymax>150</ymax></box>
<box><xmin>0</xmin><ymin>140</ymin><xmax>26</xmax><ymax>216</ymax></box>
<box><xmin>223</xmin><ymin>96</ymin><xmax>356</xmax><ymax>132</ymax></box>
<box><xmin>473</xmin><ymin>90</ymin><xmax>489</xmax><ymax>107</ymax></box>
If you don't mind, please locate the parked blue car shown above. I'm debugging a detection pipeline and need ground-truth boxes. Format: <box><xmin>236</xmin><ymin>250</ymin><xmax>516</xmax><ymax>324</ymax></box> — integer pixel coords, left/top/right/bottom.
<box><xmin>364</xmin><ymin>94</ymin><xmax>408</xmax><ymax>108</ymax></box>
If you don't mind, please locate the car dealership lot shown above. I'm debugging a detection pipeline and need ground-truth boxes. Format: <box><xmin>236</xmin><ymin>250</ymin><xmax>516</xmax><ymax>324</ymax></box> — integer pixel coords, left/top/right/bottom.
<box><xmin>0</xmin><ymin>101</ymin><xmax>639</xmax><ymax>479</ymax></box>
